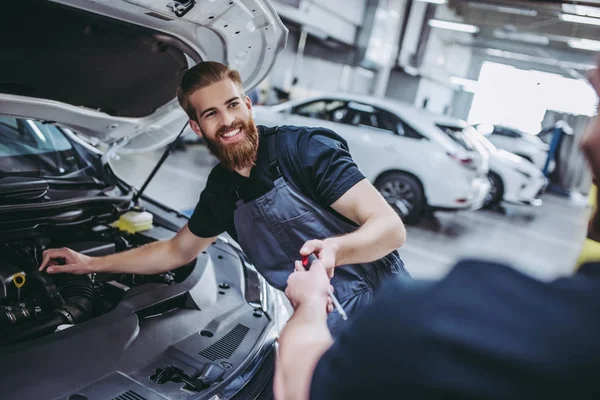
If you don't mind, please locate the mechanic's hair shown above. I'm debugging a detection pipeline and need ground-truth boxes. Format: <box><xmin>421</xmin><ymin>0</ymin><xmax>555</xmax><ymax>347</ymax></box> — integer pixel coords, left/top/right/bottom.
<box><xmin>177</xmin><ymin>61</ymin><xmax>245</xmax><ymax>122</ymax></box>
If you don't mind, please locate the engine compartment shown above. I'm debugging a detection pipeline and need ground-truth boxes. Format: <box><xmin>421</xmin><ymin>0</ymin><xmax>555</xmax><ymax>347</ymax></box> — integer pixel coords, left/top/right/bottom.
<box><xmin>0</xmin><ymin>224</ymin><xmax>194</xmax><ymax>347</ymax></box>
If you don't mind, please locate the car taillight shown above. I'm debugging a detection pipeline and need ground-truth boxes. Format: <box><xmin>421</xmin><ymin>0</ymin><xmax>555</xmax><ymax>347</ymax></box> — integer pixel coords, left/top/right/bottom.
<box><xmin>447</xmin><ymin>152</ymin><xmax>477</xmax><ymax>170</ymax></box>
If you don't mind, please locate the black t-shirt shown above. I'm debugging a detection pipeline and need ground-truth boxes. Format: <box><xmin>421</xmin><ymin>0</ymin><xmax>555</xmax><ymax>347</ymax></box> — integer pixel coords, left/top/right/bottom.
<box><xmin>310</xmin><ymin>260</ymin><xmax>600</xmax><ymax>400</ymax></box>
<box><xmin>188</xmin><ymin>125</ymin><xmax>365</xmax><ymax>240</ymax></box>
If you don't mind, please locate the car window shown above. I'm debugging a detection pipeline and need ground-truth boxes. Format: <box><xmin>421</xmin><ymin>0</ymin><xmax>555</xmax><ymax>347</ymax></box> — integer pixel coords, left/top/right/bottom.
<box><xmin>0</xmin><ymin>117</ymin><xmax>72</xmax><ymax>156</ymax></box>
<box><xmin>292</xmin><ymin>99</ymin><xmax>346</xmax><ymax>121</ymax></box>
<box><xmin>0</xmin><ymin>117</ymin><xmax>86</xmax><ymax>177</ymax></box>
<box><xmin>376</xmin><ymin>109</ymin><xmax>400</xmax><ymax>134</ymax></box>
<box><xmin>494</xmin><ymin>127</ymin><xmax>521</xmax><ymax>138</ymax></box>
<box><xmin>437</xmin><ymin>124</ymin><xmax>475</xmax><ymax>151</ymax></box>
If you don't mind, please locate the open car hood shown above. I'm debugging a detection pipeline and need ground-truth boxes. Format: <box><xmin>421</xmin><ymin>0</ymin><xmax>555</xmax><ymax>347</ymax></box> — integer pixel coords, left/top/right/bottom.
<box><xmin>0</xmin><ymin>0</ymin><xmax>287</xmax><ymax>154</ymax></box>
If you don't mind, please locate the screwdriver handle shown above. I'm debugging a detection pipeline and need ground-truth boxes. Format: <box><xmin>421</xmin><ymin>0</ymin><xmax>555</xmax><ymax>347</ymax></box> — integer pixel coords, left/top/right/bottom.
<box><xmin>301</xmin><ymin>254</ymin><xmax>318</xmax><ymax>270</ymax></box>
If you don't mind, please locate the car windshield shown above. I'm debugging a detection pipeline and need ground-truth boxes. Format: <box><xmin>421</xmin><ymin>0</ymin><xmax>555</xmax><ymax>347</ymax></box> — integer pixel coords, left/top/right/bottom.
<box><xmin>464</xmin><ymin>126</ymin><xmax>498</xmax><ymax>153</ymax></box>
<box><xmin>0</xmin><ymin>116</ymin><xmax>91</xmax><ymax>177</ymax></box>
<box><xmin>436</xmin><ymin>124</ymin><xmax>474</xmax><ymax>151</ymax></box>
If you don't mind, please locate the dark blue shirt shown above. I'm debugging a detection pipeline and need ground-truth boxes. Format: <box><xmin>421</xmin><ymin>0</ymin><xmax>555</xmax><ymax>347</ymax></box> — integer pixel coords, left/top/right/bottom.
<box><xmin>310</xmin><ymin>259</ymin><xmax>600</xmax><ymax>399</ymax></box>
<box><xmin>188</xmin><ymin>125</ymin><xmax>365</xmax><ymax>240</ymax></box>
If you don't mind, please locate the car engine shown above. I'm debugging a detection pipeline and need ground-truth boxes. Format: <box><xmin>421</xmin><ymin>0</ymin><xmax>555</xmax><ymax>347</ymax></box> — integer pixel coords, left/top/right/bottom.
<box><xmin>0</xmin><ymin>224</ymin><xmax>194</xmax><ymax>347</ymax></box>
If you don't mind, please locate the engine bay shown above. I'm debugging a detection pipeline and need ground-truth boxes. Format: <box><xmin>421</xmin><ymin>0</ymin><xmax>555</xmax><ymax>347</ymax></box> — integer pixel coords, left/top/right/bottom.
<box><xmin>0</xmin><ymin>223</ymin><xmax>194</xmax><ymax>347</ymax></box>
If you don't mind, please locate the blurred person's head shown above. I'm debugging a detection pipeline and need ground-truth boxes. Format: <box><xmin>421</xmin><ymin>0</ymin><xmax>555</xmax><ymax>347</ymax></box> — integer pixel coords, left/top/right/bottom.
<box><xmin>177</xmin><ymin>61</ymin><xmax>258</xmax><ymax>172</ymax></box>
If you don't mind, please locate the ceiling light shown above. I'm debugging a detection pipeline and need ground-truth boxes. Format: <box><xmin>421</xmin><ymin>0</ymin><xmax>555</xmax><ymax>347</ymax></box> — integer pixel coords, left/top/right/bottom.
<box><xmin>493</xmin><ymin>29</ymin><xmax>550</xmax><ymax>45</ymax></box>
<box><xmin>415</xmin><ymin>0</ymin><xmax>447</xmax><ymax>4</ymax></box>
<box><xmin>568</xmin><ymin>38</ymin><xmax>600</xmax><ymax>52</ymax></box>
<box><xmin>562</xmin><ymin>4</ymin><xmax>600</xmax><ymax>19</ymax></box>
<box><xmin>428</xmin><ymin>19</ymin><xmax>480</xmax><ymax>33</ymax></box>
<box><xmin>469</xmin><ymin>2</ymin><xmax>537</xmax><ymax>17</ymax></box>
<box><xmin>559</xmin><ymin>13</ymin><xmax>600</xmax><ymax>26</ymax></box>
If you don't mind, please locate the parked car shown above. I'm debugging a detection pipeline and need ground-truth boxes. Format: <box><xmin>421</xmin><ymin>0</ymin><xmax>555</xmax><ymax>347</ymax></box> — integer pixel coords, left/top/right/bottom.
<box><xmin>474</xmin><ymin>123</ymin><xmax>554</xmax><ymax>172</ymax></box>
<box><xmin>0</xmin><ymin>0</ymin><xmax>288</xmax><ymax>399</ymax></box>
<box><xmin>438</xmin><ymin>120</ymin><xmax>547</xmax><ymax>208</ymax></box>
<box><xmin>253</xmin><ymin>94</ymin><xmax>491</xmax><ymax>224</ymax></box>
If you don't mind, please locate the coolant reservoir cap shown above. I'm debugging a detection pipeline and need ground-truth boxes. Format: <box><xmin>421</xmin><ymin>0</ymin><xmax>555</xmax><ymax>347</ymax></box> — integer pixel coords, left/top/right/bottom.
<box><xmin>13</xmin><ymin>273</ymin><xmax>26</xmax><ymax>288</ymax></box>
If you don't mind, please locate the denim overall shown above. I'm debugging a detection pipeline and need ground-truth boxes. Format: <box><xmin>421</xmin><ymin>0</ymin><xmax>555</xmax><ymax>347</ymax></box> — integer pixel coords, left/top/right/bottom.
<box><xmin>233</xmin><ymin>127</ymin><xmax>408</xmax><ymax>336</ymax></box>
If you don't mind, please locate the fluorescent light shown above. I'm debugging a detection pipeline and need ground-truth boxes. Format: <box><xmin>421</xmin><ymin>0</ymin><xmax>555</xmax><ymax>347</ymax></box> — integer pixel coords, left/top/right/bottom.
<box><xmin>562</xmin><ymin>4</ymin><xmax>600</xmax><ymax>19</ymax></box>
<box><xmin>568</xmin><ymin>38</ymin><xmax>600</xmax><ymax>52</ymax></box>
<box><xmin>469</xmin><ymin>2</ymin><xmax>537</xmax><ymax>17</ymax></box>
<box><xmin>416</xmin><ymin>0</ymin><xmax>447</xmax><ymax>4</ymax></box>
<box><xmin>493</xmin><ymin>29</ymin><xmax>549</xmax><ymax>45</ymax></box>
<box><xmin>559</xmin><ymin>13</ymin><xmax>600</xmax><ymax>26</ymax></box>
<box><xmin>428</xmin><ymin>19</ymin><xmax>480</xmax><ymax>33</ymax></box>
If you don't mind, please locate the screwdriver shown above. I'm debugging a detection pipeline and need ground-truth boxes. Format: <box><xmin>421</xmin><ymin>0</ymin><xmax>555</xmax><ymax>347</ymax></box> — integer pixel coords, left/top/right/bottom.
<box><xmin>301</xmin><ymin>254</ymin><xmax>348</xmax><ymax>321</ymax></box>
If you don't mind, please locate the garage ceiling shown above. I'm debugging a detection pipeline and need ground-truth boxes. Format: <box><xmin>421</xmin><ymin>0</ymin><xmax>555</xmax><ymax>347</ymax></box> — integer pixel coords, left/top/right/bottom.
<box><xmin>449</xmin><ymin>0</ymin><xmax>599</xmax><ymax>76</ymax></box>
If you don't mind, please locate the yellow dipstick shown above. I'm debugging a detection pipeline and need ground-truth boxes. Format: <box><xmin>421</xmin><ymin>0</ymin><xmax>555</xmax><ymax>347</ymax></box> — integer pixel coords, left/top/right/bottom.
<box><xmin>13</xmin><ymin>273</ymin><xmax>26</xmax><ymax>289</ymax></box>
<box><xmin>13</xmin><ymin>273</ymin><xmax>25</xmax><ymax>302</ymax></box>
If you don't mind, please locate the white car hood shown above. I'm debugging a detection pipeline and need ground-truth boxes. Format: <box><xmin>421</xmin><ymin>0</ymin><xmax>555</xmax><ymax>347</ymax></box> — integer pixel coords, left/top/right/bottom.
<box><xmin>0</xmin><ymin>0</ymin><xmax>287</xmax><ymax>153</ymax></box>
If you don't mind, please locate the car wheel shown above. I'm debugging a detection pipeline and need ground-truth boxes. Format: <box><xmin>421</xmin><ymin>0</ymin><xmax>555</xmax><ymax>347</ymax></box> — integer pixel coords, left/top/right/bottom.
<box><xmin>484</xmin><ymin>171</ymin><xmax>504</xmax><ymax>208</ymax></box>
<box><xmin>376</xmin><ymin>172</ymin><xmax>424</xmax><ymax>224</ymax></box>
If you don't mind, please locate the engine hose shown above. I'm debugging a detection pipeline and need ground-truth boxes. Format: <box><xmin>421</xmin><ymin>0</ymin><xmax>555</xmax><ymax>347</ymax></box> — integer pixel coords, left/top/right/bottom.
<box><xmin>0</xmin><ymin>312</ymin><xmax>69</xmax><ymax>346</ymax></box>
<box><xmin>56</xmin><ymin>275</ymin><xmax>96</xmax><ymax>299</ymax></box>
<box><xmin>0</xmin><ymin>297</ymin><xmax>93</xmax><ymax>347</ymax></box>
<box><xmin>29</xmin><ymin>269</ymin><xmax>66</xmax><ymax>310</ymax></box>
<box><xmin>0</xmin><ymin>305</ymin><xmax>37</xmax><ymax>329</ymax></box>
<box><xmin>0</xmin><ymin>275</ymin><xmax>95</xmax><ymax>346</ymax></box>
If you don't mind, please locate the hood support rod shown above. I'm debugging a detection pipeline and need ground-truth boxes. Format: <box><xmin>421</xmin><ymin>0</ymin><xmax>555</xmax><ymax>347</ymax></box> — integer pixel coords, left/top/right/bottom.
<box><xmin>132</xmin><ymin>122</ymin><xmax>189</xmax><ymax>204</ymax></box>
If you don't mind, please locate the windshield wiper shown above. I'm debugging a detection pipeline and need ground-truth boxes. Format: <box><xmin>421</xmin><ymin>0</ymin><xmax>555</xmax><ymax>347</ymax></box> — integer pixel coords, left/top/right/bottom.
<box><xmin>0</xmin><ymin>172</ymin><xmax>104</xmax><ymax>187</ymax></box>
<box><xmin>0</xmin><ymin>176</ymin><xmax>106</xmax><ymax>202</ymax></box>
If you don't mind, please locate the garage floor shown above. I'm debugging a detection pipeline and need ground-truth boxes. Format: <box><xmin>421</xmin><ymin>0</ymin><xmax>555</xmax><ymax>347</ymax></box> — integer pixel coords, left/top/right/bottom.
<box><xmin>111</xmin><ymin>144</ymin><xmax>591</xmax><ymax>281</ymax></box>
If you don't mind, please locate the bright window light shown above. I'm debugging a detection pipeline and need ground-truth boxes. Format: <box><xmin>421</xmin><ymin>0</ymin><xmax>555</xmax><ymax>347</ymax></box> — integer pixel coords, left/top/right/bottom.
<box><xmin>568</xmin><ymin>38</ymin><xmax>600</xmax><ymax>51</ymax></box>
<box><xmin>559</xmin><ymin>13</ymin><xmax>600</xmax><ymax>26</ymax></box>
<box><xmin>428</xmin><ymin>19</ymin><xmax>479</xmax><ymax>33</ymax></box>
<box><xmin>468</xmin><ymin>62</ymin><xmax>597</xmax><ymax>134</ymax></box>
<box><xmin>416</xmin><ymin>0</ymin><xmax>447</xmax><ymax>4</ymax></box>
<box><xmin>562</xmin><ymin>4</ymin><xmax>600</xmax><ymax>19</ymax></box>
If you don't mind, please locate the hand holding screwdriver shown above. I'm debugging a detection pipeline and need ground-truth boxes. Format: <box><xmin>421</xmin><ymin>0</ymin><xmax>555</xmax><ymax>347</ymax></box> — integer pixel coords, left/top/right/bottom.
<box><xmin>301</xmin><ymin>254</ymin><xmax>348</xmax><ymax>321</ymax></box>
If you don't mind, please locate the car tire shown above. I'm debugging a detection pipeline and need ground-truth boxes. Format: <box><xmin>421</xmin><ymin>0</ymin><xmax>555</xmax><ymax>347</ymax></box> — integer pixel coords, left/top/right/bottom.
<box><xmin>375</xmin><ymin>172</ymin><xmax>424</xmax><ymax>225</ymax></box>
<box><xmin>484</xmin><ymin>171</ymin><xmax>504</xmax><ymax>208</ymax></box>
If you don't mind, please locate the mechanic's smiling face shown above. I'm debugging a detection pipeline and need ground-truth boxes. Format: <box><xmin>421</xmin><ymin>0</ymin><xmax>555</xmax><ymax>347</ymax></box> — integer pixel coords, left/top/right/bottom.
<box><xmin>188</xmin><ymin>78</ymin><xmax>259</xmax><ymax>172</ymax></box>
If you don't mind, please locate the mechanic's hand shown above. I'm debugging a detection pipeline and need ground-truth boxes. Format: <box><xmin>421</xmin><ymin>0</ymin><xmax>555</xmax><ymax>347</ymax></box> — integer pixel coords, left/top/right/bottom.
<box><xmin>39</xmin><ymin>248</ymin><xmax>96</xmax><ymax>275</ymax></box>
<box><xmin>299</xmin><ymin>239</ymin><xmax>338</xmax><ymax>279</ymax></box>
<box><xmin>286</xmin><ymin>259</ymin><xmax>333</xmax><ymax>312</ymax></box>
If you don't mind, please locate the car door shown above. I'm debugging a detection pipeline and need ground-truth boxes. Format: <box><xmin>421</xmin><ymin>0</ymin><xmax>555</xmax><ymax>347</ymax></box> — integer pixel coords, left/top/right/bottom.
<box><xmin>319</xmin><ymin>100</ymin><xmax>430</xmax><ymax>184</ymax></box>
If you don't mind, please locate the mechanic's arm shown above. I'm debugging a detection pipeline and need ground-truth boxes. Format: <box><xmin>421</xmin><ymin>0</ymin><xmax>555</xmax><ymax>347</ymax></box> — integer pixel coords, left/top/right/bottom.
<box><xmin>274</xmin><ymin>261</ymin><xmax>334</xmax><ymax>400</ymax></box>
<box><xmin>39</xmin><ymin>224</ymin><xmax>216</xmax><ymax>275</ymax></box>
<box><xmin>301</xmin><ymin>178</ymin><xmax>406</xmax><ymax>271</ymax></box>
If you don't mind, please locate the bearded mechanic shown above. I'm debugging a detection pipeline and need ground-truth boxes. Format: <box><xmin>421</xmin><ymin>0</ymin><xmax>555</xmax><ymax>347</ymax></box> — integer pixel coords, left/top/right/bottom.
<box><xmin>39</xmin><ymin>61</ymin><xmax>408</xmax><ymax>334</ymax></box>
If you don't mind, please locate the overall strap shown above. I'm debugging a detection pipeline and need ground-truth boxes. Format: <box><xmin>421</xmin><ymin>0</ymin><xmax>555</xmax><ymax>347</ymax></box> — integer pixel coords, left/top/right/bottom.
<box><xmin>266</xmin><ymin>126</ymin><xmax>283</xmax><ymax>180</ymax></box>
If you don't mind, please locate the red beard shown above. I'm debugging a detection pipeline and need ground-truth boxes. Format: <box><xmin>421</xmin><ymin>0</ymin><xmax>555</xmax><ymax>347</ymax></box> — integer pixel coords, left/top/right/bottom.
<box><xmin>204</xmin><ymin>116</ymin><xmax>259</xmax><ymax>171</ymax></box>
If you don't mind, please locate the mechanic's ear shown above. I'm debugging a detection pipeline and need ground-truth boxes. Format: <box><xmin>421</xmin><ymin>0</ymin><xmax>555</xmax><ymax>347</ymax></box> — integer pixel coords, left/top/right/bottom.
<box><xmin>189</xmin><ymin>120</ymin><xmax>203</xmax><ymax>138</ymax></box>
<box><xmin>244</xmin><ymin>95</ymin><xmax>253</xmax><ymax>110</ymax></box>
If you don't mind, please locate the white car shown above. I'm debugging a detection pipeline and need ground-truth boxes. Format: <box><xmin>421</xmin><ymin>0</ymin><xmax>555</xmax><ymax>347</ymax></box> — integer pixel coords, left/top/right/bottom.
<box><xmin>474</xmin><ymin>124</ymin><xmax>553</xmax><ymax>172</ymax></box>
<box><xmin>253</xmin><ymin>94</ymin><xmax>491</xmax><ymax>224</ymax></box>
<box><xmin>0</xmin><ymin>0</ymin><xmax>289</xmax><ymax>399</ymax></box>
<box><xmin>440</xmin><ymin>120</ymin><xmax>548</xmax><ymax>208</ymax></box>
